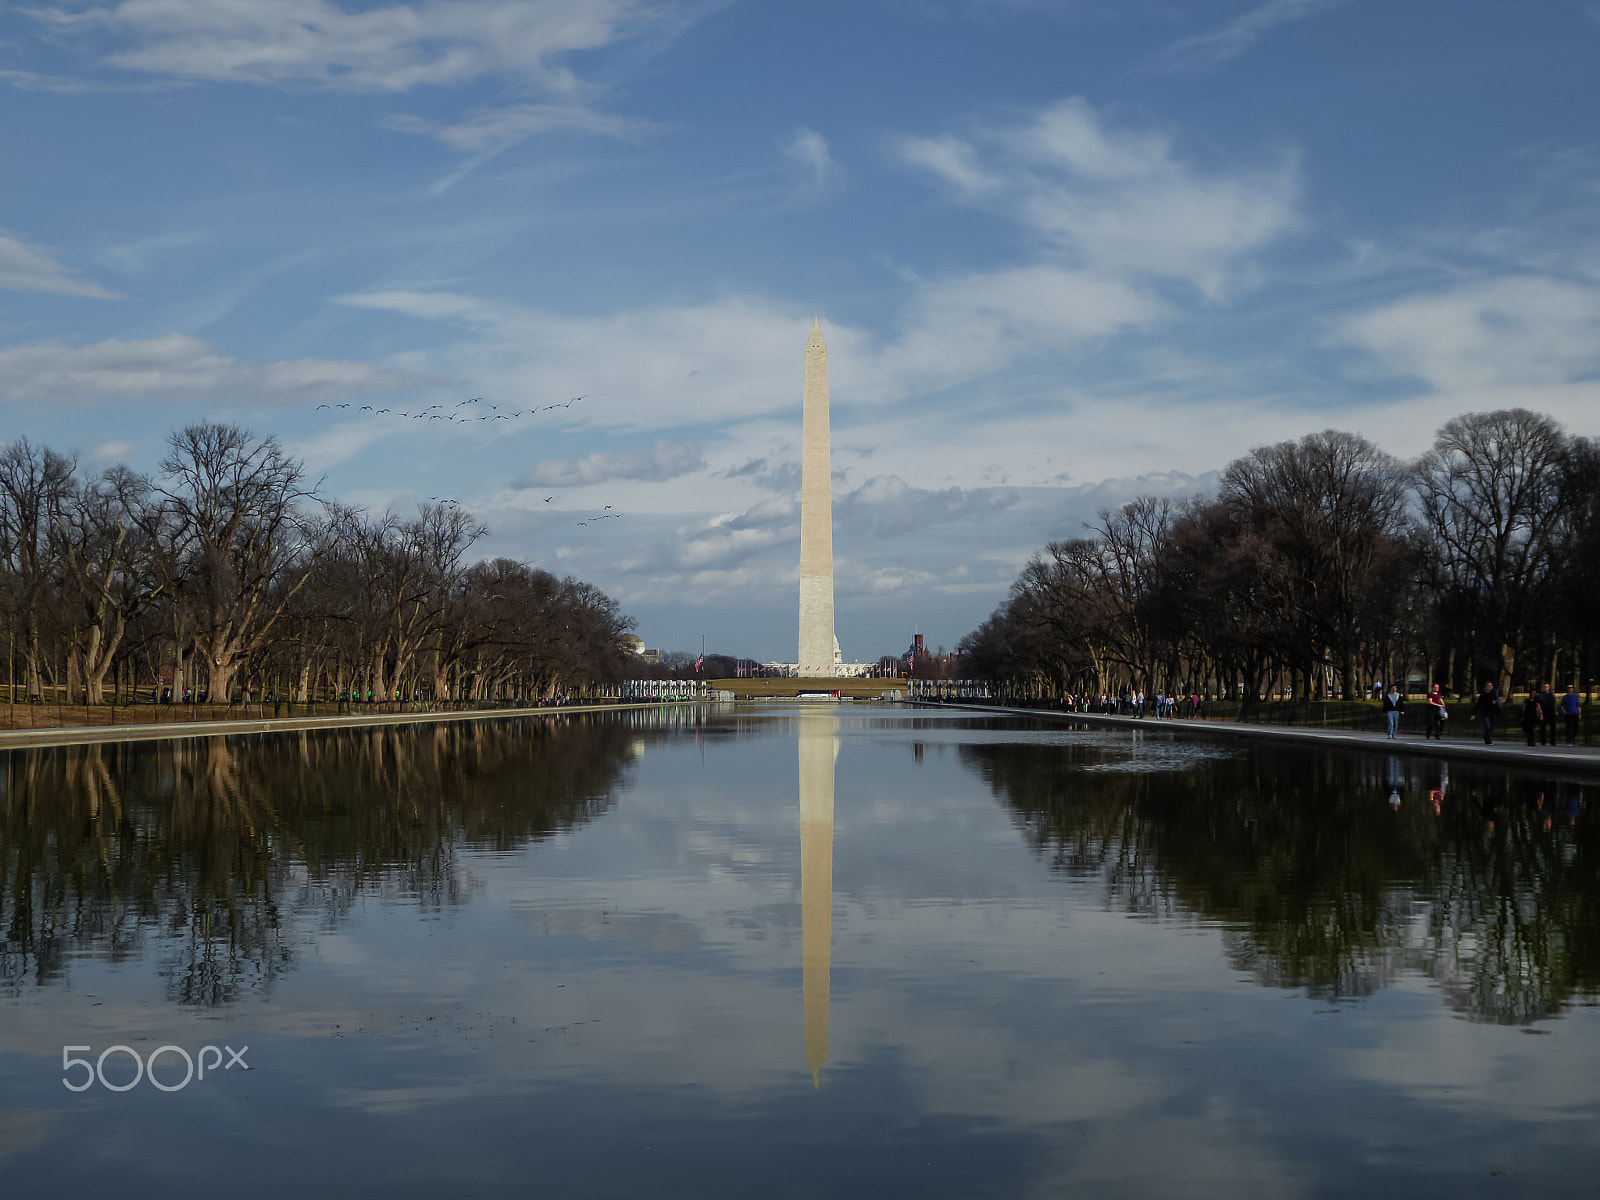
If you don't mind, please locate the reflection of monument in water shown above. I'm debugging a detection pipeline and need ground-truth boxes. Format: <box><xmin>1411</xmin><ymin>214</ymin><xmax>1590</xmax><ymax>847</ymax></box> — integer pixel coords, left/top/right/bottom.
<box><xmin>799</xmin><ymin>708</ymin><xmax>838</xmax><ymax>1085</ymax></box>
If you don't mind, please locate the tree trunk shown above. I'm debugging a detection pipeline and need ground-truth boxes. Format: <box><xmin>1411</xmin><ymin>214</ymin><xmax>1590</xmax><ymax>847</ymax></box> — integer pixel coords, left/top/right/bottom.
<box><xmin>206</xmin><ymin>654</ymin><xmax>236</xmax><ymax>703</ymax></box>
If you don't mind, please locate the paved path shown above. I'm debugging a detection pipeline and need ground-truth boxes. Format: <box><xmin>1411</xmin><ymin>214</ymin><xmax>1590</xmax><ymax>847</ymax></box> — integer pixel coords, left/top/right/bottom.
<box><xmin>0</xmin><ymin>701</ymin><xmax>678</xmax><ymax>752</ymax></box>
<box><xmin>930</xmin><ymin>702</ymin><xmax>1600</xmax><ymax>778</ymax></box>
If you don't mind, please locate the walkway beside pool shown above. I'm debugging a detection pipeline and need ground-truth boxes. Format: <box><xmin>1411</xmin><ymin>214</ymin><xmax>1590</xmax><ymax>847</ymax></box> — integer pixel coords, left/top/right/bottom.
<box><xmin>932</xmin><ymin>702</ymin><xmax>1600</xmax><ymax>777</ymax></box>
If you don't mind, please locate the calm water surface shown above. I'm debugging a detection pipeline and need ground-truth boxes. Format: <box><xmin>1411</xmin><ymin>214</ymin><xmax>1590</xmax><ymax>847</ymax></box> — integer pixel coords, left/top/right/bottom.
<box><xmin>2</xmin><ymin>705</ymin><xmax>1598</xmax><ymax>1197</ymax></box>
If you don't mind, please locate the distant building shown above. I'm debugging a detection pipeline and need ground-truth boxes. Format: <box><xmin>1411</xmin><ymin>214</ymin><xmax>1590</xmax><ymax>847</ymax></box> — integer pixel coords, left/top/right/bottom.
<box><xmin>622</xmin><ymin>634</ymin><xmax>661</xmax><ymax>664</ymax></box>
<box><xmin>766</xmin><ymin>636</ymin><xmax>876</xmax><ymax>678</ymax></box>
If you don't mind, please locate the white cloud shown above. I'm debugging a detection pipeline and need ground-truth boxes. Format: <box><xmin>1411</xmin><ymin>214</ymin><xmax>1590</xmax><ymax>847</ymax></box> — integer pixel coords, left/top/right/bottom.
<box><xmin>1338</xmin><ymin>275</ymin><xmax>1600</xmax><ymax>404</ymax></box>
<box><xmin>1154</xmin><ymin>0</ymin><xmax>1350</xmax><ymax>72</ymax></box>
<box><xmin>873</xmin><ymin>265</ymin><xmax>1162</xmax><ymax>389</ymax></box>
<box><xmin>898</xmin><ymin>97</ymin><xmax>1300</xmax><ymax>296</ymax></box>
<box><xmin>26</xmin><ymin>0</ymin><xmax>653</xmax><ymax>93</ymax></box>
<box><xmin>334</xmin><ymin>99</ymin><xmax>1293</xmax><ymax>434</ymax></box>
<box><xmin>337</xmin><ymin>267</ymin><xmax>1159</xmax><ymax>433</ymax></box>
<box><xmin>780</xmin><ymin>127</ymin><xmax>841</xmax><ymax>200</ymax></box>
<box><xmin>836</xmin><ymin>475</ymin><xmax>1018</xmax><ymax>538</ymax></box>
<box><xmin>0</xmin><ymin>334</ymin><xmax>433</xmax><ymax>405</ymax></box>
<box><xmin>0</xmin><ymin>231</ymin><xmax>119</xmax><ymax>298</ymax></box>
<box><xmin>339</xmin><ymin>291</ymin><xmax>833</xmax><ymax>428</ymax></box>
<box><xmin>87</xmin><ymin>440</ymin><xmax>134</xmax><ymax>462</ymax></box>
<box><xmin>512</xmin><ymin>439</ymin><xmax>705</xmax><ymax>488</ymax></box>
<box><xmin>613</xmin><ymin>495</ymin><xmax>799</xmax><ymax>574</ymax></box>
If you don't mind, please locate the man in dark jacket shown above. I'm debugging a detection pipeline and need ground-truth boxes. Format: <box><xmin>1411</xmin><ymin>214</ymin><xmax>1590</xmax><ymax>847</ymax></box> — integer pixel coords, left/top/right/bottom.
<box><xmin>1382</xmin><ymin>684</ymin><xmax>1405</xmax><ymax>739</ymax></box>
<box><xmin>1471</xmin><ymin>681</ymin><xmax>1501</xmax><ymax>745</ymax></box>
<box><xmin>1536</xmin><ymin>683</ymin><xmax>1558</xmax><ymax>746</ymax></box>
<box><xmin>1522</xmin><ymin>693</ymin><xmax>1542</xmax><ymax>747</ymax></box>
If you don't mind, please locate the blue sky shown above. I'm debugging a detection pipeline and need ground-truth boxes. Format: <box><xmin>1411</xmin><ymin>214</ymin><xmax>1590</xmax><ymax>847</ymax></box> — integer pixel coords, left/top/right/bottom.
<box><xmin>3</xmin><ymin>0</ymin><xmax>1599</xmax><ymax>662</ymax></box>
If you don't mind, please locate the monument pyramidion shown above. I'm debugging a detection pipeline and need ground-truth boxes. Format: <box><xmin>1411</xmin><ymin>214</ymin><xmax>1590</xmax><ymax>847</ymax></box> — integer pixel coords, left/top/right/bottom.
<box><xmin>798</xmin><ymin>319</ymin><xmax>836</xmax><ymax>678</ymax></box>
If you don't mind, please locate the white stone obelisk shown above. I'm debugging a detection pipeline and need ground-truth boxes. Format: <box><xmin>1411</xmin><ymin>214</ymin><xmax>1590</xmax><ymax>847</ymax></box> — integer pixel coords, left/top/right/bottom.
<box><xmin>798</xmin><ymin>319</ymin><xmax>835</xmax><ymax>677</ymax></box>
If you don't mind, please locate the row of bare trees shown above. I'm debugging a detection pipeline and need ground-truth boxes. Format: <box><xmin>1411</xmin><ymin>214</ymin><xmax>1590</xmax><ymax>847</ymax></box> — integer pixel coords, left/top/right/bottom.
<box><xmin>0</xmin><ymin>423</ymin><xmax>636</xmax><ymax>705</ymax></box>
<box><xmin>961</xmin><ymin>409</ymin><xmax>1600</xmax><ymax>701</ymax></box>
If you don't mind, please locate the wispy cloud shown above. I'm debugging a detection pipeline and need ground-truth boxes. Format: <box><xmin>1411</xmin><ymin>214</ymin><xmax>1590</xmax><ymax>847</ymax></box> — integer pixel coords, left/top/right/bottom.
<box><xmin>0</xmin><ymin>335</ymin><xmax>433</xmax><ymax>405</ymax></box>
<box><xmin>897</xmin><ymin>98</ymin><xmax>1300</xmax><ymax>297</ymax></box>
<box><xmin>0</xmin><ymin>68</ymin><xmax>183</xmax><ymax>93</ymax></box>
<box><xmin>383</xmin><ymin>104</ymin><xmax>651</xmax><ymax>154</ymax></box>
<box><xmin>384</xmin><ymin>102</ymin><xmax>656</xmax><ymax>193</ymax></box>
<box><xmin>1152</xmin><ymin>0</ymin><xmax>1351</xmax><ymax>73</ymax></box>
<box><xmin>23</xmin><ymin>0</ymin><xmax>655</xmax><ymax>93</ymax></box>
<box><xmin>780</xmin><ymin>127</ymin><xmax>842</xmax><ymax>202</ymax></box>
<box><xmin>0</xmin><ymin>231</ymin><xmax>120</xmax><ymax>298</ymax></box>
<box><xmin>511</xmin><ymin>440</ymin><xmax>705</xmax><ymax>488</ymax></box>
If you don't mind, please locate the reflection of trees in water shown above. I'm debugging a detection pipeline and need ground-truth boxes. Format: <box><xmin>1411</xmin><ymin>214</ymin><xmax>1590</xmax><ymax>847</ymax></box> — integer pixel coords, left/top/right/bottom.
<box><xmin>0</xmin><ymin>714</ymin><xmax>648</xmax><ymax>1006</ymax></box>
<box><xmin>963</xmin><ymin>737</ymin><xmax>1600</xmax><ymax>1024</ymax></box>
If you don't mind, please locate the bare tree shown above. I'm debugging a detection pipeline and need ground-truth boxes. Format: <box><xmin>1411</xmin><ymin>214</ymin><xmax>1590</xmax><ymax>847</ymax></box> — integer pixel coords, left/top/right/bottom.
<box><xmin>1412</xmin><ymin>409</ymin><xmax>1573</xmax><ymax>689</ymax></box>
<box><xmin>0</xmin><ymin>440</ymin><xmax>76</xmax><ymax>697</ymax></box>
<box><xmin>55</xmin><ymin>466</ymin><xmax>166</xmax><ymax>703</ymax></box>
<box><xmin>151</xmin><ymin>424</ymin><xmax>328</xmax><ymax>701</ymax></box>
<box><xmin>1091</xmin><ymin>496</ymin><xmax>1175</xmax><ymax>688</ymax></box>
<box><xmin>1221</xmin><ymin>430</ymin><xmax>1411</xmax><ymax>698</ymax></box>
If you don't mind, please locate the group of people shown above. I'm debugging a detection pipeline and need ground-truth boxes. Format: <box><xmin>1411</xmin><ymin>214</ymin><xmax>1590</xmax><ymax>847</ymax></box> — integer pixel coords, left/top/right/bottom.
<box><xmin>1465</xmin><ymin>682</ymin><xmax>1584</xmax><ymax>746</ymax></box>
<box><xmin>1382</xmin><ymin>681</ymin><xmax>1584</xmax><ymax>747</ymax></box>
<box><xmin>1058</xmin><ymin>690</ymin><xmax>1203</xmax><ymax>719</ymax></box>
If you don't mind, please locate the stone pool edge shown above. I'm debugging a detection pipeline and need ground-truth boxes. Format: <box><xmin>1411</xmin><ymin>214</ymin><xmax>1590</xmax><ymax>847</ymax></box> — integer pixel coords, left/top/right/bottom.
<box><xmin>0</xmin><ymin>701</ymin><xmax>701</xmax><ymax>751</ymax></box>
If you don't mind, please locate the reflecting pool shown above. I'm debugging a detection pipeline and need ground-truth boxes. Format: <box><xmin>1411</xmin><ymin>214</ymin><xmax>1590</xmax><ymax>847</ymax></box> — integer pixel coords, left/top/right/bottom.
<box><xmin>3</xmin><ymin>706</ymin><xmax>1598</xmax><ymax>1197</ymax></box>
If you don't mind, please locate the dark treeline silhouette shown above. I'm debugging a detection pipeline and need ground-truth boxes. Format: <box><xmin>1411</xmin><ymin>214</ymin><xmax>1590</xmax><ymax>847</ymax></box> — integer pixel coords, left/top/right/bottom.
<box><xmin>0</xmin><ymin>422</ymin><xmax>635</xmax><ymax>706</ymax></box>
<box><xmin>0</xmin><ymin>711</ymin><xmax>688</xmax><ymax>1005</ymax></box>
<box><xmin>960</xmin><ymin>726</ymin><xmax>1600</xmax><ymax>1024</ymax></box>
<box><xmin>961</xmin><ymin>409</ymin><xmax>1600</xmax><ymax>701</ymax></box>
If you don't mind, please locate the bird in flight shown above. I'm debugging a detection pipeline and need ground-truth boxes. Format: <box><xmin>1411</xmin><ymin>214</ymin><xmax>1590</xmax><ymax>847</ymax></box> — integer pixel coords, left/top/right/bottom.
<box><xmin>544</xmin><ymin>497</ymin><xmax>554</xmax><ymax>503</ymax></box>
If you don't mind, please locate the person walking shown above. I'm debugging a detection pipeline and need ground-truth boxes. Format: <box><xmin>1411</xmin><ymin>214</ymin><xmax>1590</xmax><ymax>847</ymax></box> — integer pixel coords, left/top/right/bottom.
<box><xmin>1536</xmin><ymin>683</ymin><xmax>1558</xmax><ymax>746</ymax></box>
<box><xmin>1522</xmin><ymin>692</ymin><xmax>1542</xmax><ymax>747</ymax></box>
<box><xmin>1382</xmin><ymin>683</ymin><xmax>1405</xmax><ymax>739</ymax></box>
<box><xmin>1425</xmin><ymin>686</ymin><xmax>1447</xmax><ymax>740</ymax></box>
<box><xmin>1562</xmin><ymin>685</ymin><xmax>1582</xmax><ymax>746</ymax></box>
<box><xmin>1471</xmin><ymin>681</ymin><xmax>1501</xmax><ymax>745</ymax></box>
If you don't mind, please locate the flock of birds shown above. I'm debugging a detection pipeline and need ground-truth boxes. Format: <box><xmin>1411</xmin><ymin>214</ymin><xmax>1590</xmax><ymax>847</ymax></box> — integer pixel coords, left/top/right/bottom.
<box><xmin>314</xmin><ymin>395</ymin><xmax>586</xmax><ymax>423</ymax></box>
<box><xmin>575</xmin><ymin>506</ymin><xmax>621</xmax><ymax>529</ymax></box>
<box><xmin>315</xmin><ymin>394</ymin><xmax>619</xmax><ymax>530</ymax></box>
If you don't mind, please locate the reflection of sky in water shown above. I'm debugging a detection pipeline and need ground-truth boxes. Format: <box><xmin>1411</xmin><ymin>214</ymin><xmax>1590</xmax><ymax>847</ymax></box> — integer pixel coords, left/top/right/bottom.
<box><xmin>0</xmin><ymin>707</ymin><xmax>1597</xmax><ymax>1197</ymax></box>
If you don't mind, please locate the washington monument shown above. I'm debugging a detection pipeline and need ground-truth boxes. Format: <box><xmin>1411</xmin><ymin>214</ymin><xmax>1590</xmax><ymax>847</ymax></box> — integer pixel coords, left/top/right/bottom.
<box><xmin>798</xmin><ymin>319</ymin><xmax>835</xmax><ymax>676</ymax></box>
